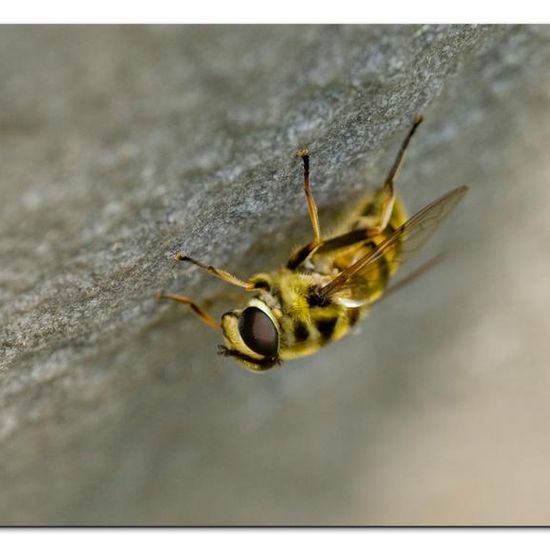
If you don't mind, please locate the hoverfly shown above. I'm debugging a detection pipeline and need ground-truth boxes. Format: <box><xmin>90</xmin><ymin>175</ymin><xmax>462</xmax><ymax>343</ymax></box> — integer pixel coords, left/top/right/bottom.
<box><xmin>158</xmin><ymin>116</ymin><xmax>468</xmax><ymax>371</ymax></box>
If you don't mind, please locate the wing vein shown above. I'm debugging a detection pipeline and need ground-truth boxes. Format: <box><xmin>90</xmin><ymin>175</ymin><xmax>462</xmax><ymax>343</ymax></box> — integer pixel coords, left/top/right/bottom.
<box><xmin>318</xmin><ymin>185</ymin><xmax>468</xmax><ymax>301</ymax></box>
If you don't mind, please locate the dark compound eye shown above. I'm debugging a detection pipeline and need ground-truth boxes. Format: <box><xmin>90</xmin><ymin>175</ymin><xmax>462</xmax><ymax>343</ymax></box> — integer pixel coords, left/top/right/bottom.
<box><xmin>238</xmin><ymin>307</ymin><xmax>278</xmax><ymax>358</ymax></box>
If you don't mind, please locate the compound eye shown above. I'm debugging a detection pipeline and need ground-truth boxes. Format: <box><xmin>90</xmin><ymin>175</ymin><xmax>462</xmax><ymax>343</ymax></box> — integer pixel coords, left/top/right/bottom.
<box><xmin>238</xmin><ymin>307</ymin><xmax>278</xmax><ymax>357</ymax></box>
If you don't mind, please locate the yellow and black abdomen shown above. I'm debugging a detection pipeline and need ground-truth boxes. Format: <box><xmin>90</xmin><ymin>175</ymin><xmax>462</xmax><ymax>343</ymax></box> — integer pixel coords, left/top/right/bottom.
<box><xmin>277</xmin><ymin>191</ymin><xmax>410</xmax><ymax>360</ymax></box>
<box><xmin>330</xmin><ymin>193</ymin><xmax>408</xmax><ymax>304</ymax></box>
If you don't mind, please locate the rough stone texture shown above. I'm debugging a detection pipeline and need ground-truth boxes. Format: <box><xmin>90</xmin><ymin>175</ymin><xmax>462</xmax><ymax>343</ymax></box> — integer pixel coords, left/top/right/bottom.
<box><xmin>1</xmin><ymin>25</ymin><xmax>550</xmax><ymax>525</ymax></box>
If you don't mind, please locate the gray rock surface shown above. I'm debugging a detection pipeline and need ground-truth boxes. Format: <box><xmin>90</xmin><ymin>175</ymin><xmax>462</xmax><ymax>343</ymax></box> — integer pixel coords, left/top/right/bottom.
<box><xmin>1</xmin><ymin>25</ymin><xmax>550</xmax><ymax>524</ymax></box>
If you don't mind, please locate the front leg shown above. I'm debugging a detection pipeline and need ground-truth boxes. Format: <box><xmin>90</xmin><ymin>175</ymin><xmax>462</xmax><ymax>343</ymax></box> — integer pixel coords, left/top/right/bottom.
<box><xmin>175</xmin><ymin>253</ymin><xmax>256</xmax><ymax>290</ymax></box>
<box><xmin>156</xmin><ymin>291</ymin><xmax>220</xmax><ymax>329</ymax></box>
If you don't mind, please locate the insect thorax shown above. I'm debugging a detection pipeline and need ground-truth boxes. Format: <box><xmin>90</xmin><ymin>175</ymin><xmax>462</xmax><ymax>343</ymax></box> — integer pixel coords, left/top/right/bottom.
<box><xmin>251</xmin><ymin>269</ymin><xmax>362</xmax><ymax>361</ymax></box>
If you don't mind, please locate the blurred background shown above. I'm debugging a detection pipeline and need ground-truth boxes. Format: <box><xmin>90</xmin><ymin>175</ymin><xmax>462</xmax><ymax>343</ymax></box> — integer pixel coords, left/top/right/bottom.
<box><xmin>1</xmin><ymin>25</ymin><xmax>550</xmax><ymax>525</ymax></box>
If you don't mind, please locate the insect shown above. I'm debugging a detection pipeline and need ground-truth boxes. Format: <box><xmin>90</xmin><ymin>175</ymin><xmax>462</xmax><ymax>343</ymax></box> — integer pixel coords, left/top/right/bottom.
<box><xmin>157</xmin><ymin>115</ymin><xmax>468</xmax><ymax>372</ymax></box>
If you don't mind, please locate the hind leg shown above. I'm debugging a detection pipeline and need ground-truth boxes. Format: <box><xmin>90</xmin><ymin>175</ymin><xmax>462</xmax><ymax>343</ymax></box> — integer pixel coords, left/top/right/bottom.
<box><xmin>287</xmin><ymin>116</ymin><xmax>422</xmax><ymax>269</ymax></box>
<box><xmin>353</xmin><ymin>114</ymin><xmax>423</xmax><ymax>235</ymax></box>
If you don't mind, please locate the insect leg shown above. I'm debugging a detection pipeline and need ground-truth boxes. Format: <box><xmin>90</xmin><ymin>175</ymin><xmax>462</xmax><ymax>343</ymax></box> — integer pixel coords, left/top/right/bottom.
<box><xmin>384</xmin><ymin>114</ymin><xmax>424</xmax><ymax>194</ymax></box>
<box><xmin>314</xmin><ymin>227</ymin><xmax>376</xmax><ymax>254</ymax></box>
<box><xmin>288</xmin><ymin>118</ymin><xmax>423</xmax><ymax>270</ymax></box>
<box><xmin>286</xmin><ymin>150</ymin><xmax>324</xmax><ymax>269</ymax></box>
<box><xmin>297</xmin><ymin>149</ymin><xmax>322</xmax><ymax>246</ymax></box>
<box><xmin>358</xmin><ymin>115</ymin><xmax>424</xmax><ymax>237</ymax></box>
<box><xmin>156</xmin><ymin>291</ymin><xmax>220</xmax><ymax>329</ymax></box>
<box><xmin>175</xmin><ymin>253</ymin><xmax>256</xmax><ymax>290</ymax></box>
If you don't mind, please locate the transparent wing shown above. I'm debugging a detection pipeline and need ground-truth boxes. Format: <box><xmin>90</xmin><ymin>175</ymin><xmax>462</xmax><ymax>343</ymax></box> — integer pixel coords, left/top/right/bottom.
<box><xmin>318</xmin><ymin>186</ymin><xmax>468</xmax><ymax>303</ymax></box>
